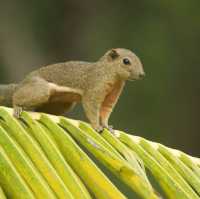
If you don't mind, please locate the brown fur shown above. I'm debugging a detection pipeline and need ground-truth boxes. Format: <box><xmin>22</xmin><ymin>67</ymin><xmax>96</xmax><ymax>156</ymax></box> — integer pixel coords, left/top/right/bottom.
<box><xmin>0</xmin><ymin>48</ymin><xmax>145</xmax><ymax>131</ymax></box>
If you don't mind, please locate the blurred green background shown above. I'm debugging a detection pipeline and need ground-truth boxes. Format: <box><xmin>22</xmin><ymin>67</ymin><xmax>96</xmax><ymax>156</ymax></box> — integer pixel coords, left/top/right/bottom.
<box><xmin>0</xmin><ymin>0</ymin><xmax>199</xmax><ymax>157</ymax></box>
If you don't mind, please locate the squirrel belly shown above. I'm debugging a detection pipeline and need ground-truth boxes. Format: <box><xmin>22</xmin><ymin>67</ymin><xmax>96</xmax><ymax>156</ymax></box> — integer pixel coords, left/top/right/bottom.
<box><xmin>48</xmin><ymin>82</ymin><xmax>83</xmax><ymax>101</ymax></box>
<box><xmin>35</xmin><ymin>83</ymin><xmax>83</xmax><ymax>115</ymax></box>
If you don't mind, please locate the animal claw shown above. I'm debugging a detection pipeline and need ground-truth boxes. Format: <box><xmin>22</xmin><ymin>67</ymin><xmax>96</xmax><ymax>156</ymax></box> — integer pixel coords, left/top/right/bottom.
<box><xmin>13</xmin><ymin>106</ymin><xmax>23</xmax><ymax>119</ymax></box>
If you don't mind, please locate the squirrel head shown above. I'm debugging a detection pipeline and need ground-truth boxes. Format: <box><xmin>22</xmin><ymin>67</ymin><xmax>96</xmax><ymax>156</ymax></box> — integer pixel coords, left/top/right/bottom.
<box><xmin>100</xmin><ymin>48</ymin><xmax>145</xmax><ymax>81</ymax></box>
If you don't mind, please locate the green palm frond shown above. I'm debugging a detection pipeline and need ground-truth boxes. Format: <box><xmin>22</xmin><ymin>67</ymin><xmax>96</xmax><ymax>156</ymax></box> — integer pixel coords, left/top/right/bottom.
<box><xmin>0</xmin><ymin>106</ymin><xmax>199</xmax><ymax>199</ymax></box>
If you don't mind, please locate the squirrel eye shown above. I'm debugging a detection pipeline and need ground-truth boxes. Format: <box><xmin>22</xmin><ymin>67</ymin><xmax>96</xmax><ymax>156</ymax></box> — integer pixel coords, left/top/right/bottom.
<box><xmin>123</xmin><ymin>58</ymin><xmax>131</xmax><ymax>65</ymax></box>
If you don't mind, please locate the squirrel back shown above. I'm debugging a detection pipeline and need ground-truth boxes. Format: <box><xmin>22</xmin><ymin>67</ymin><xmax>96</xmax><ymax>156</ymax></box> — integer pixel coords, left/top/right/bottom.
<box><xmin>0</xmin><ymin>84</ymin><xmax>18</xmax><ymax>107</ymax></box>
<box><xmin>34</xmin><ymin>61</ymin><xmax>93</xmax><ymax>90</ymax></box>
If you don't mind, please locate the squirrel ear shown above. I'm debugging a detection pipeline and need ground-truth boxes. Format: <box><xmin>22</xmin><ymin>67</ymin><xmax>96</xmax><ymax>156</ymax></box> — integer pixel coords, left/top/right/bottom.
<box><xmin>108</xmin><ymin>49</ymin><xmax>119</xmax><ymax>60</ymax></box>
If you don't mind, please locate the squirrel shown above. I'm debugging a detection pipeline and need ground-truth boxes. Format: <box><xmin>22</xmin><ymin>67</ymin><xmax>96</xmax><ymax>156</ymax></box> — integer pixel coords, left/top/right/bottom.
<box><xmin>0</xmin><ymin>48</ymin><xmax>145</xmax><ymax>132</ymax></box>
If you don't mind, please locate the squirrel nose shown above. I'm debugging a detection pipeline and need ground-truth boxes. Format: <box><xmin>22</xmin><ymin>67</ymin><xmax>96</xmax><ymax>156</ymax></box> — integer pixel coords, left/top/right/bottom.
<box><xmin>139</xmin><ymin>72</ymin><xmax>145</xmax><ymax>79</ymax></box>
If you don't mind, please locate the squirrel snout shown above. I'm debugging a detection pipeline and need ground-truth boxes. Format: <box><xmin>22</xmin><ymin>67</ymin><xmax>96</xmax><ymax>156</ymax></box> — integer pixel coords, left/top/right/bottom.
<box><xmin>138</xmin><ymin>72</ymin><xmax>145</xmax><ymax>79</ymax></box>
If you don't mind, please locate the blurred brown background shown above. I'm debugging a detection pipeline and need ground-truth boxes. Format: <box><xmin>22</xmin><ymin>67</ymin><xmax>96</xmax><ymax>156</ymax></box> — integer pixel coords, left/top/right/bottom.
<box><xmin>0</xmin><ymin>0</ymin><xmax>199</xmax><ymax>156</ymax></box>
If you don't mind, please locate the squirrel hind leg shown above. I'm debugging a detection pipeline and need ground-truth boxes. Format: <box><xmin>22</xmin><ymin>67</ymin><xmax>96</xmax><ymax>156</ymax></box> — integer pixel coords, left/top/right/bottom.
<box><xmin>13</xmin><ymin>106</ymin><xmax>23</xmax><ymax>118</ymax></box>
<box><xmin>12</xmin><ymin>77</ymin><xmax>51</xmax><ymax>115</ymax></box>
<box><xmin>13</xmin><ymin>105</ymin><xmax>35</xmax><ymax>119</ymax></box>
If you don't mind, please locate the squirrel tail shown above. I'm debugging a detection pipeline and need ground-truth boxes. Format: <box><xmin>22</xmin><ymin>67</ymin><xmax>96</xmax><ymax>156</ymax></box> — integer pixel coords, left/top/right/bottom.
<box><xmin>0</xmin><ymin>84</ymin><xmax>18</xmax><ymax>107</ymax></box>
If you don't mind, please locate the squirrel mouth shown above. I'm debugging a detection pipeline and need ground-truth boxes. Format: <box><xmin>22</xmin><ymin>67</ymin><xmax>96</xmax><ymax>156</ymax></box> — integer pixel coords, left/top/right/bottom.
<box><xmin>128</xmin><ymin>78</ymin><xmax>136</xmax><ymax>81</ymax></box>
<box><xmin>128</xmin><ymin>74</ymin><xmax>145</xmax><ymax>81</ymax></box>
<box><xmin>128</xmin><ymin>76</ymin><xmax>139</xmax><ymax>81</ymax></box>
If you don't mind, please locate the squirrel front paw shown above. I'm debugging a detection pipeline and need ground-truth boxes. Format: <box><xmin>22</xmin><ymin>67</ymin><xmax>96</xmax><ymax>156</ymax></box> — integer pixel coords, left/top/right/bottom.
<box><xmin>95</xmin><ymin>125</ymin><xmax>115</xmax><ymax>134</ymax></box>
<box><xmin>95</xmin><ymin>126</ymin><xmax>105</xmax><ymax>134</ymax></box>
<box><xmin>103</xmin><ymin>125</ymin><xmax>115</xmax><ymax>134</ymax></box>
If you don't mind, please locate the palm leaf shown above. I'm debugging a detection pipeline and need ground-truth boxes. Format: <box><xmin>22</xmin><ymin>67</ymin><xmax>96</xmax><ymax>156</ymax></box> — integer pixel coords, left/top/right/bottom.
<box><xmin>0</xmin><ymin>106</ymin><xmax>199</xmax><ymax>199</ymax></box>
